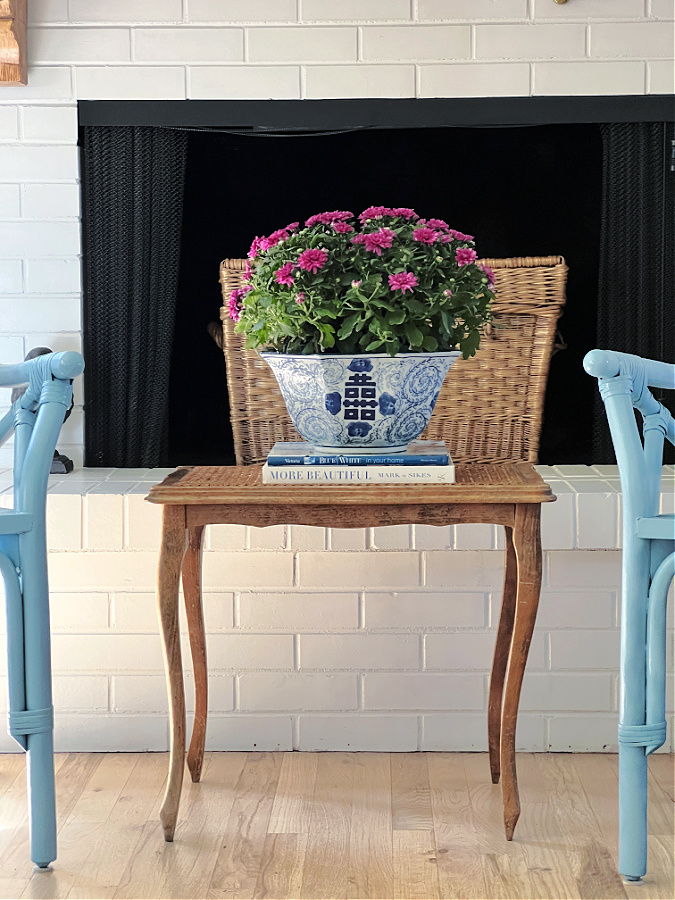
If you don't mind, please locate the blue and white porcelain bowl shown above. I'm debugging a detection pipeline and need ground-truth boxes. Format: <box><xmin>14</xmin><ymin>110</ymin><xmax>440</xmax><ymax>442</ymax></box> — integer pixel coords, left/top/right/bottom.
<box><xmin>260</xmin><ymin>351</ymin><xmax>460</xmax><ymax>453</ymax></box>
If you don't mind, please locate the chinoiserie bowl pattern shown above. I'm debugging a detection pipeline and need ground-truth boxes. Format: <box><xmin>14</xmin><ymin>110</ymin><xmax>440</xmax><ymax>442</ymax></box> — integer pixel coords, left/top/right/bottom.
<box><xmin>260</xmin><ymin>351</ymin><xmax>460</xmax><ymax>453</ymax></box>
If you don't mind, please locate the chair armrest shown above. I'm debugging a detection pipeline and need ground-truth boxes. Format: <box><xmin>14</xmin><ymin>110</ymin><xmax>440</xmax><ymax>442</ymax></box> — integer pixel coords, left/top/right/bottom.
<box><xmin>584</xmin><ymin>349</ymin><xmax>675</xmax><ymax>391</ymax></box>
<box><xmin>0</xmin><ymin>350</ymin><xmax>84</xmax><ymax>390</ymax></box>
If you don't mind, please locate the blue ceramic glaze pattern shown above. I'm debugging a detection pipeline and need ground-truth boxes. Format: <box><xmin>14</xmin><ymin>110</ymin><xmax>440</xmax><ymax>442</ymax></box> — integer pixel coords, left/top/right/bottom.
<box><xmin>260</xmin><ymin>351</ymin><xmax>460</xmax><ymax>452</ymax></box>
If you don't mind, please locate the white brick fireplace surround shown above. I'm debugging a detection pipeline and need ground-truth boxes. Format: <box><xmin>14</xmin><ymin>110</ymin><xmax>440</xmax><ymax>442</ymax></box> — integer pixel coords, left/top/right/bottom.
<box><xmin>0</xmin><ymin>2</ymin><xmax>673</xmax><ymax>753</ymax></box>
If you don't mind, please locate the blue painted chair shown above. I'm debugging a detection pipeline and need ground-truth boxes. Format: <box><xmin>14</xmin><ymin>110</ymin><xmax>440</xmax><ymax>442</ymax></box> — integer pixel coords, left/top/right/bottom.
<box><xmin>584</xmin><ymin>349</ymin><xmax>674</xmax><ymax>882</ymax></box>
<box><xmin>0</xmin><ymin>351</ymin><xmax>84</xmax><ymax>868</ymax></box>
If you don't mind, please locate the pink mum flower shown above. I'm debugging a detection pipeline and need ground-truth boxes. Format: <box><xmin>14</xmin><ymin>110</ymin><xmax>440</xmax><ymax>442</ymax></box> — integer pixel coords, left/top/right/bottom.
<box><xmin>297</xmin><ymin>247</ymin><xmax>328</xmax><ymax>273</ymax></box>
<box><xmin>448</xmin><ymin>229</ymin><xmax>474</xmax><ymax>243</ymax></box>
<box><xmin>275</xmin><ymin>262</ymin><xmax>295</xmax><ymax>286</ymax></box>
<box><xmin>286</xmin><ymin>221</ymin><xmax>300</xmax><ymax>231</ymax></box>
<box><xmin>440</xmin><ymin>234</ymin><xmax>453</xmax><ymax>243</ymax></box>
<box><xmin>388</xmin><ymin>271</ymin><xmax>418</xmax><ymax>293</ymax></box>
<box><xmin>305</xmin><ymin>212</ymin><xmax>328</xmax><ymax>227</ymax></box>
<box><xmin>456</xmin><ymin>247</ymin><xmax>478</xmax><ymax>267</ymax></box>
<box><xmin>228</xmin><ymin>287</ymin><xmax>249</xmax><ymax>322</ymax></box>
<box><xmin>248</xmin><ymin>236</ymin><xmax>264</xmax><ymax>259</ymax></box>
<box><xmin>359</xmin><ymin>206</ymin><xmax>394</xmax><ymax>222</ymax></box>
<box><xmin>260</xmin><ymin>229</ymin><xmax>289</xmax><ymax>252</ymax></box>
<box><xmin>351</xmin><ymin>280</ymin><xmax>362</xmax><ymax>288</ymax></box>
<box><xmin>305</xmin><ymin>210</ymin><xmax>353</xmax><ymax>228</ymax></box>
<box><xmin>244</xmin><ymin>260</ymin><xmax>253</xmax><ymax>281</ymax></box>
<box><xmin>351</xmin><ymin>234</ymin><xmax>365</xmax><ymax>245</ymax></box>
<box><xmin>413</xmin><ymin>226</ymin><xmax>440</xmax><ymax>244</ymax></box>
<box><xmin>295</xmin><ymin>292</ymin><xmax>306</xmax><ymax>304</ymax></box>
<box><xmin>478</xmin><ymin>264</ymin><xmax>496</xmax><ymax>289</ymax></box>
<box><xmin>363</xmin><ymin>227</ymin><xmax>395</xmax><ymax>256</ymax></box>
<box><xmin>427</xmin><ymin>218</ymin><xmax>449</xmax><ymax>230</ymax></box>
<box><xmin>332</xmin><ymin>222</ymin><xmax>354</xmax><ymax>233</ymax></box>
<box><xmin>391</xmin><ymin>207</ymin><xmax>418</xmax><ymax>219</ymax></box>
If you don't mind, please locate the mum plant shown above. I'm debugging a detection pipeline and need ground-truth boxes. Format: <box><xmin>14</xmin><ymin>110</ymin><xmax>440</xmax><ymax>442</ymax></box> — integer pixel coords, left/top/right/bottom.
<box><xmin>229</xmin><ymin>206</ymin><xmax>496</xmax><ymax>359</ymax></box>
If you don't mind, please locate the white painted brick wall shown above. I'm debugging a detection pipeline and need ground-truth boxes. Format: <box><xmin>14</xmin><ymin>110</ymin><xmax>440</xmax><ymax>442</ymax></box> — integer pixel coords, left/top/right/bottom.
<box><xmin>0</xmin><ymin>4</ymin><xmax>672</xmax><ymax>752</ymax></box>
<box><xmin>0</xmin><ymin>1</ymin><xmax>670</xmax><ymax>465</ymax></box>
<box><xmin>0</xmin><ymin>465</ymin><xmax>672</xmax><ymax>753</ymax></box>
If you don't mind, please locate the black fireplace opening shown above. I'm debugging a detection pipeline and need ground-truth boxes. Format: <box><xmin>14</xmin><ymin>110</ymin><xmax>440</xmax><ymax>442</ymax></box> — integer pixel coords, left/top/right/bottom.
<box><xmin>79</xmin><ymin>98</ymin><xmax>674</xmax><ymax>469</ymax></box>
<box><xmin>171</xmin><ymin>122</ymin><xmax>602</xmax><ymax>467</ymax></box>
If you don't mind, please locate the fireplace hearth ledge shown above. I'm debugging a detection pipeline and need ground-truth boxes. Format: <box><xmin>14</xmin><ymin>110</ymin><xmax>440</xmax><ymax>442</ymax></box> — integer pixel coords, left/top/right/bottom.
<box><xmin>0</xmin><ymin>465</ymin><xmax>672</xmax><ymax>553</ymax></box>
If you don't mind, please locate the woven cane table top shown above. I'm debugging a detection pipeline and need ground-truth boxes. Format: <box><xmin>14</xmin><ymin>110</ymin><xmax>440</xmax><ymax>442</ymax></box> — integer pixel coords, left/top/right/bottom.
<box><xmin>146</xmin><ymin>463</ymin><xmax>555</xmax><ymax>506</ymax></box>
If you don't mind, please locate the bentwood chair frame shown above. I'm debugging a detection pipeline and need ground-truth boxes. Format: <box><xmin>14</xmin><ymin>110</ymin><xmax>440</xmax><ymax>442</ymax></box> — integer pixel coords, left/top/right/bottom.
<box><xmin>584</xmin><ymin>349</ymin><xmax>675</xmax><ymax>882</ymax></box>
<box><xmin>0</xmin><ymin>351</ymin><xmax>85</xmax><ymax>868</ymax></box>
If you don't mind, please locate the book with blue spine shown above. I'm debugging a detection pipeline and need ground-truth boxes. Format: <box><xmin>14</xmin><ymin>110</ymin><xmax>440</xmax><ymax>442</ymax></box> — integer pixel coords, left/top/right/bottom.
<box><xmin>266</xmin><ymin>439</ymin><xmax>450</xmax><ymax>466</ymax></box>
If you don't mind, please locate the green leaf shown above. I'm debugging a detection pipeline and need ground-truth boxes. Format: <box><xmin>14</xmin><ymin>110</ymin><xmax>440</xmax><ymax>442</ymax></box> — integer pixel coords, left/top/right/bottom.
<box><xmin>459</xmin><ymin>330</ymin><xmax>481</xmax><ymax>359</ymax></box>
<box><xmin>406</xmin><ymin>299</ymin><xmax>428</xmax><ymax>316</ymax></box>
<box><xmin>337</xmin><ymin>311</ymin><xmax>362</xmax><ymax>339</ymax></box>
<box><xmin>365</xmin><ymin>339</ymin><xmax>384</xmax><ymax>351</ymax></box>
<box><xmin>422</xmin><ymin>334</ymin><xmax>438</xmax><ymax>352</ymax></box>
<box><xmin>405</xmin><ymin>322</ymin><xmax>424</xmax><ymax>347</ymax></box>
<box><xmin>440</xmin><ymin>309</ymin><xmax>455</xmax><ymax>333</ymax></box>
<box><xmin>317</xmin><ymin>323</ymin><xmax>336</xmax><ymax>349</ymax></box>
<box><xmin>386</xmin><ymin>309</ymin><xmax>406</xmax><ymax>325</ymax></box>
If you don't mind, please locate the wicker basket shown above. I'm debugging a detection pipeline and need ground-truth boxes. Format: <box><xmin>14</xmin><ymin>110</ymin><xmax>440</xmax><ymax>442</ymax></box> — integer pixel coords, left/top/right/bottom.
<box><xmin>219</xmin><ymin>256</ymin><xmax>567</xmax><ymax>465</ymax></box>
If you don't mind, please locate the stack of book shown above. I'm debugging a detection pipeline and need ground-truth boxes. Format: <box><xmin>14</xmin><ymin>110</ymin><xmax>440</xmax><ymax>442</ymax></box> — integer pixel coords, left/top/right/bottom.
<box><xmin>261</xmin><ymin>440</ymin><xmax>455</xmax><ymax>484</ymax></box>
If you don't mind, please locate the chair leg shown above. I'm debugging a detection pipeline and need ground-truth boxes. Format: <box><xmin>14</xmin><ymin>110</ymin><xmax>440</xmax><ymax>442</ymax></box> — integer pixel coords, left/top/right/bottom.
<box><xmin>17</xmin><ymin>531</ymin><xmax>58</xmax><ymax>868</ymax></box>
<box><xmin>157</xmin><ymin>505</ymin><xmax>188</xmax><ymax>842</ymax></box>
<box><xmin>619</xmin><ymin>744</ymin><xmax>648</xmax><ymax>880</ymax></box>
<box><xmin>500</xmin><ymin>504</ymin><xmax>542</xmax><ymax>841</ymax></box>
<box><xmin>27</xmin><ymin>731</ymin><xmax>57</xmax><ymax>868</ymax></box>
<box><xmin>488</xmin><ymin>525</ymin><xmax>517</xmax><ymax>784</ymax></box>
<box><xmin>616</xmin><ymin>547</ymin><xmax>657</xmax><ymax>880</ymax></box>
<box><xmin>182</xmin><ymin>524</ymin><xmax>208</xmax><ymax>783</ymax></box>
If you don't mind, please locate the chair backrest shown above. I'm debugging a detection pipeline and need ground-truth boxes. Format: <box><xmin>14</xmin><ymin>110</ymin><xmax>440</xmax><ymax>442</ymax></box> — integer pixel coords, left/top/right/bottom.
<box><xmin>584</xmin><ymin>349</ymin><xmax>675</xmax><ymax>520</ymax></box>
<box><xmin>219</xmin><ymin>256</ymin><xmax>568</xmax><ymax>465</ymax></box>
<box><xmin>0</xmin><ymin>352</ymin><xmax>85</xmax><ymax>517</ymax></box>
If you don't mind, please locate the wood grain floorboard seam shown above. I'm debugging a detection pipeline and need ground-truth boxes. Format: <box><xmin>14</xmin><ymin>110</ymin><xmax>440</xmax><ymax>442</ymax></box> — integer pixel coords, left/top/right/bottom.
<box><xmin>0</xmin><ymin>752</ymin><xmax>672</xmax><ymax>900</ymax></box>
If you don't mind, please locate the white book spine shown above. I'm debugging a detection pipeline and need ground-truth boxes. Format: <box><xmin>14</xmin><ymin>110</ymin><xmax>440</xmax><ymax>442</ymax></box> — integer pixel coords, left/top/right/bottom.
<box><xmin>262</xmin><ymin>464</ymin><xmax>455</xmax><ymax>484</ymax></box>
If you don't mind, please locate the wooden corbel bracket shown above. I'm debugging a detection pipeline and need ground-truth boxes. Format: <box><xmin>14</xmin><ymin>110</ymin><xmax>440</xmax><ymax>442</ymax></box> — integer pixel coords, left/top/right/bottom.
<box><xmin>0</xmin><ymin>0</ymin><xmax>27</xmax><ymax>85</ymax></box>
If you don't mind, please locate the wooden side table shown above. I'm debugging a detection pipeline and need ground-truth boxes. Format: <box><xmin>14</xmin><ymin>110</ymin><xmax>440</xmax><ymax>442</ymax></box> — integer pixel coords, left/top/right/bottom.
<box><xmin>147</xmin><ymin>463</ymin><xmax>554</xmax><ymax>843</ymax></box>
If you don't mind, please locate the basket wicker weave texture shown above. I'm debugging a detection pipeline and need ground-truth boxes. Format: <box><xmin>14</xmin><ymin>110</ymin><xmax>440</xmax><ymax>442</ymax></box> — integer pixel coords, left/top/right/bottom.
<box><xmin>219</xmin><ymin>256</ymin><xmax>567</xmax><ymax>466</ymax></box>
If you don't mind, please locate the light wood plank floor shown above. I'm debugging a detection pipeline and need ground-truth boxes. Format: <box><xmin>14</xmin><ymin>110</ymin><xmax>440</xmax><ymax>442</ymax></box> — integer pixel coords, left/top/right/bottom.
<box><xmin>0</xmin><ymin>752</ymin><xmax>672</xmax><ymax>900</ymax></box>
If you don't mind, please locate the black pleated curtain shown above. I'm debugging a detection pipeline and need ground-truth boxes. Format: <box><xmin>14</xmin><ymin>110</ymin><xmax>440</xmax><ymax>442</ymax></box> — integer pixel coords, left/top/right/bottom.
<box><xmin>81</xmin><ymin>126</ymin><xmax>188</xmax><ymax>466</ymax></box>
<box><xmin>596</xmin><ymin>122</ymin><xmax>674</xmax><ymax>463</ymax></box>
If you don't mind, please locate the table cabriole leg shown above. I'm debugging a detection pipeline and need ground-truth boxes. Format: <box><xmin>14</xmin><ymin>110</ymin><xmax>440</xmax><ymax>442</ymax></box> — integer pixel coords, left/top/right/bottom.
<box><xmin>183</xmin><ymin>524</ymin><xmax>207</xmax><ymax>783</ymax></box>
<box><xmin>488</xmin><ymin>525</ymin><xmax>517</xmax><ymax>785</ymax></box>
<box><xmin>157</xmin><ymin>504</ymin><xmax>188</xmax><ymax>842</ymax></box>
<box><xmin>500</xmin><ymin>503</ymin><xmax>542</xmax><ymax>841</ymax></box>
